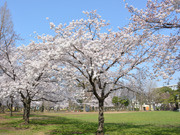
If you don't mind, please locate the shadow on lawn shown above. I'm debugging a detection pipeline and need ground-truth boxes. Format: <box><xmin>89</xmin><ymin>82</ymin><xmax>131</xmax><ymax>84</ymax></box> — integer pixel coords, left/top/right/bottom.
<box><xmin>104</xmin><ymin>123</ymin><xmax>180</xmax><ymax>135</ymax></box>
<box><xmin>30</xmin><ymin>115</ymin><xmax>180</xmax><ymax>135</ymax></box>
<box><xmin>30</xmin><ymin>115</ymin><xmax>97</xmax><ymax>134</ymax></box>
<box><xmin>1</xmin><ymin>114</ymin><xmax>180</xmax><ymax>135</ymax></box>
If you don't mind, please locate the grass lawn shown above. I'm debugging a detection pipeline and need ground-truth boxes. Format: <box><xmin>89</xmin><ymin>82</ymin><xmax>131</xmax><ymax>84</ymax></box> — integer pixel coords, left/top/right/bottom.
<box><xmin>0</xmin><ymin>111</ymin><xmax>180</xmax><ymax>135</ymax></box>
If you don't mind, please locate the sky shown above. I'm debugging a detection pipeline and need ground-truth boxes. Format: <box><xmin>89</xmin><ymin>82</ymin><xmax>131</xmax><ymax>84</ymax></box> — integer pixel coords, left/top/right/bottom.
<box><xmin>0</xmin><ymin>0</ymin><xmax>179</xmax><ymax>87</ymax></box>
<box><xmin>0</xmin><ymin>0</ymin><xmax>146</xmax><ymax>44</ymax></box>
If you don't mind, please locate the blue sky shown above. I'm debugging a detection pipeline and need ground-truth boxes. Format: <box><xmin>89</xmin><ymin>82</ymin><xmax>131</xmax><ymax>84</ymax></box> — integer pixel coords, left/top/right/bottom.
<box><xmin>0</xmin><ymin>0</ymin><xmax>179</xmax><ymax>87</ymax></box>
<box><xmin>0</xmin><ymin>0</ymin><xmax>146</xmax><ymax>45</ymax></box>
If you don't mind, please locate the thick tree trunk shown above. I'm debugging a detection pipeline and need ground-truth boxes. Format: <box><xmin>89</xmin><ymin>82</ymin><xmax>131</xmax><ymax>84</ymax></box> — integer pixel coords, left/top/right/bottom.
<box><xmin>23</xmin><ymin>99</ymin><xmax>31</xmax><ymax>124</ymax></box>
<box><xmin>97</xmin><ymin>100</ymin><xmax>104</xmax><ymax>135</ymax></box>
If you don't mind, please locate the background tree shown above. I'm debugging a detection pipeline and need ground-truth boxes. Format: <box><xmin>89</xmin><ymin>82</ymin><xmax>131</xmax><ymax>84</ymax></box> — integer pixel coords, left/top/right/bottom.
<box><xmin>0</xmin><ymin>42</ymin><xmax>68</xmax><ymax>124</ymax></box>
<box><xmin>112</xmin><ymin>96</ymin><xmax>119</xmax><ymax>111</ymax></box>
<box><xmin>152</xmin><ymin>86</ymin><xmax>179</xmax><ymax>110</ymax></box>
<box><xmin>6</xmin><ymin>94</ymin><xmax>14</xmax><ymax>117</ymax></box>
<box><xmin>177</xmin><ymin>78</ymin><xmax>180</xmax><ymax>91</ymax></box>
<box><xmin>177</xmin><ymin>79</ymin><xmax>180</xmax><ymax>110</ymax></box>
<box><xmin>119</xmin><ymin>98</ymin><xmax>130</xmax><ymax>109</ymax></box>
<box><xmin>0</xmin><ymin>2</ymin><xmax>18</xmax><ymax>79</ymax></box>
<box><xmin>131</xmin><ymin>69</ymin><xmax>150</xmax><ymax>110</ymax></box>
<box><xmin>112</xmin><ymin>96</ymin><xmax>130</xmax><ymax>111</ymax></box>
<box><xmin>145</xmin><ymin>80</ymin><xmax>157</xmax><ymax>110</ymax></box>
<box><xmin>159</xmin><ymin>87</ymin><xmax>172</xmax><ymax>110</ymax></box>
<box><xmin>0</xmin><ymin>2</ymin><xmax>18</xmax><ymax>114</ymax></box>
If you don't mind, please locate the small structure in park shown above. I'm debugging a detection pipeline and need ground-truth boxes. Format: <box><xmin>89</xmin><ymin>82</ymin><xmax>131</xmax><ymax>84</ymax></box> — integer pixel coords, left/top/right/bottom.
<box><xmin>142</xmin><ymin>104</ymin><xmax>149</xmax><ymax>111</ymax></box>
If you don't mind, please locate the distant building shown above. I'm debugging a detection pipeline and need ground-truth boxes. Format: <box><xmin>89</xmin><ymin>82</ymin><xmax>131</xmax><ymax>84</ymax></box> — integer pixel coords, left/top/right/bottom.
<box><xmin>156</xmin><ymin>84</ymin><xmax>178</xmax><ymax>90</ymax></box>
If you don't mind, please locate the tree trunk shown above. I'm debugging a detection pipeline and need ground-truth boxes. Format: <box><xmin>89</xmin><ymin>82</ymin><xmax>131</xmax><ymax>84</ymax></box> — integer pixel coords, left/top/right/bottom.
<box><xmin>41</xmin><ymin>101</ymin><xmax>44</xmax><ymax>112</ymax></box>
<box><xmin>83</xmin><ymin>104</ymin><xmax>86</xmax><ymax>112</ymax></box>
<box><xmin>2</xmin><ymin>106</ymin><xmax>5</xmax><ymax>113</ymax></box>
<box><xmin>140</xmin><ymin>94</ymin><xmax>143</xmax><ymax>111</ymax></box>
<box><xmin>41</xmin><ymin>105</ymin><xmax>44</xmax><ymax>112</ymax></box>
<box><xmin>9</xmin><ymin>102</ymin><xmax>13</xmax><ymax>117</ymax></box>
<box><xmin>115</xmin><ymin>105</ymin><xmax>118</xmax><ymax>111</ymax></box>
<box><xmin>14</xmin><ymin>105</ymin><xmax>19</xmax><ymax>112</ymax></box>
<box><xmin>23</xmin><ymin>99</ymin><xmax>31</xmax><ymax>124</ymax></box>
<box><xmin>8</xmin><ymin>97</ymin><xmax>14</xmax><ymax>117</ymax></box>
<box><xmin>97</xmin><ymin>100</ymin><xmax>104</xmax><ymax>135</ymax></box>
<box><xmin>0</xmin><ymin>105</ymin><xmax>5</xmax><ymax>114</ymax></box>
<box><xmin>7</xmin><ymin>103</ymin><xmax>13</xmax><ymax>116</ymax></box>
<box><xmin>175</xmin><ymin>102</ymin><xmax>178</xmax><ymax>110</ymax></box>
<box><xmin>10</xmin><ymin>109</ymin><xmax>13</xmax><ymax>117</ymax></box>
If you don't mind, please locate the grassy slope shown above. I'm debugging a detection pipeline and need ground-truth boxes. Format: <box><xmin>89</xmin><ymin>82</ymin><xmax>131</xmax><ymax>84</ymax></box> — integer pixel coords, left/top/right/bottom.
<box><xmin>0</xmin><ymin>111</ymin><xmax>180</xmax><ymax>135</ymax></box>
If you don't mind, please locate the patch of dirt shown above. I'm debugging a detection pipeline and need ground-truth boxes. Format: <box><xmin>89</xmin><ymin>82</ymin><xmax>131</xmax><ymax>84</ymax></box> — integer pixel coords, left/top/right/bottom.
<box><xmin>35</xmin><ymin>132</ymin><xmax>45</xmax><ymax>135</ymax></box>
<box><xmin>50</xmin><ymin>129</ymin><xmax>84</xmax><ymax>135</ymax></box>
<box><xmin>30</xmin><ymin>117</ymin><xmax>49</xmax><ymax>120</ymax></box>
<box><xmin>0</xmin><ymin>126</ymin><xmax>15</xmax><ymax>131</ymax></box>
<box><xmin>63</xmin><ymin>111</ymin><xmax>133</xmax><ymax>115</ymax></box>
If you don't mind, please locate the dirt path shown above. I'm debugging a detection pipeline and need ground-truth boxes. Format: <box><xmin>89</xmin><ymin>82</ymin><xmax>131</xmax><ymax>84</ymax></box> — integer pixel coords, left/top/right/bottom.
<box><xmin>62</xmin><ymin>111</ymin><xmax>134</xmax><ymax>115</ymax></box>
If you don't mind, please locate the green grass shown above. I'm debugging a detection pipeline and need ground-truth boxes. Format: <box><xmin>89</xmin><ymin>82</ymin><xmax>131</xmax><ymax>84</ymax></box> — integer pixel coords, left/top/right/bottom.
<box><xmin>0</xmin><ymin>111</ymin><xmax>180</xmax><ymax>135</ymax></box>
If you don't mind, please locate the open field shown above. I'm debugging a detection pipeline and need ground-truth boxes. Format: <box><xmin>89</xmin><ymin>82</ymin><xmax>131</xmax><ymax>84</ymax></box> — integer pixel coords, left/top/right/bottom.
<box><xmin>0</xmin><ymin>111</ymin><xmax>180</xmax><ymax>135</ymax></box>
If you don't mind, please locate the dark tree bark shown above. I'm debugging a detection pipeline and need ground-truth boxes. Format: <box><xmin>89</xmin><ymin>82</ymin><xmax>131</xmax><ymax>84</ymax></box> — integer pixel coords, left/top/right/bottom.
<box><xmin>97</xmin><ymin>99</ymin><xmax>105</xmax><ymax>135</ymax></box>
<box><xmin>7</xmin><ymin>96</ymin><xmax>14</xmax><ymax>117</ymax></box>
<box><xmin>2</xmin><ymin>105</ymin><xmax>5</xmax><ymax>113</ymax></box>
<box><xmin>40</xmin><ymin>101</ymin><xmax>44</xmax><ymax>112</ymax></box>
<box><xmin>0</xmin><ymin>103</ymin><xmax>5</xmax><ymax>114</ymax></box>
<box><xmin>89</xmin><ymin>76</ymin><xmax>107</xmax><ymax>135</ymax></box>
<box><xmin>0</xmin><ymin>102</ymin><xmax>2</xmax><ymax>113</ymax></box>
<box><xmin>22</xmin><ymin>98</ymin><xmax>31</xmax><ymax>124</ymax></box>
<box><xmin>8</xmin><ymin>103</ymin><xmax>13</xmax><ymax>117</ymax></box>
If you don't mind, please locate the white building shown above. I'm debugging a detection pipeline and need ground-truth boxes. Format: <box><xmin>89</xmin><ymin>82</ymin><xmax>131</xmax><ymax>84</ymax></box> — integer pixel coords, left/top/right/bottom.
<box><xmin>156</xmin><ymin>84</ymin><xmax>178</xmax><ymax>90</ymax></box>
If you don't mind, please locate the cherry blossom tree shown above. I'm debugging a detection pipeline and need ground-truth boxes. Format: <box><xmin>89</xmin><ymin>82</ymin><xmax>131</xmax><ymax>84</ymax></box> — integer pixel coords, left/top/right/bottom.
<box><xmin>0</xmin><ymin>2</ymin><xmax>18</xmax><ymax>114</ymax></box>
<box><xmin>0</xmin><ymin>3</ymin><xmax>68</xmax><ymax>123</ymax></box>
<box><xmin>0</xmin><ymin>2</ymin><xmax>18</xmax><ymax>76</ymax></box>
<box><xmin>35</xmin><ymin>10</ymin><xmax>163</xmax><ymax>134</ymax></box>
<box><xmin>0</xmin><ymin>42</ymin><xmax>68</xmax><ymax>124</ymax></box>
<box><xmin>125</xmin><ymin>0</ymin><xmax>180</xmax><ymax>81</ymax></box>
<box><xmin>1</xmin><ymin>90</ymin><xmax>20</xmax><ymax>117</ymax></box>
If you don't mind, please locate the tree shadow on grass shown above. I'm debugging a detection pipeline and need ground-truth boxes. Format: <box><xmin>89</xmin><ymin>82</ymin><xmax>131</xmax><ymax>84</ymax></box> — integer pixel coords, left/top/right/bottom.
<box><xmin>1</xmin><ymin>112</ymin><xmax>23</xmax><ymax>119</ymax></box>
<box><xmin>1</xmin><ymin>114</ymin><xmax>180</xmax><ymax>135</ymax></box>
<box><xmin>104</xmin><ymin>123</ymin><xmax>180</xmax><ymax>135</ymax></box>
<box><xmin>30</xmin><ymin>115</ymin><xmax>180</xmax><ymax>135</ymax></box>
<box><xmin>30</xmin><ymin>115</ymin><xmax>97</xmax><ymax>134</ymax></box>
